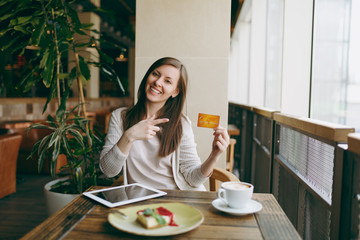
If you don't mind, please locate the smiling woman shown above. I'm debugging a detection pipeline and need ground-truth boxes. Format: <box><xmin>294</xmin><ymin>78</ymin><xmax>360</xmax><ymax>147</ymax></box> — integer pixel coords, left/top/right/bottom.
<box><xmin>99</xmin><ymin>57</ymin><xmax>230</xmax><ymax>191</ymax></box>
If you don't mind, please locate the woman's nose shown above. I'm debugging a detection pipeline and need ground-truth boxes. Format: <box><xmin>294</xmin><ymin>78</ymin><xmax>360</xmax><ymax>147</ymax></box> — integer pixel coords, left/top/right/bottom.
<box><xmin>154</xmin><ymin>78</ymin><xmax>163</xmax><ymax>86</ymax></box>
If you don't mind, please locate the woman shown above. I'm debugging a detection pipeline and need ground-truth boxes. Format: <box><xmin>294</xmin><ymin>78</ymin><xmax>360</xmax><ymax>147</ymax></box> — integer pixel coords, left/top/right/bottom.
<box><xmin>100</xmin><ymin>57</ymin><xmax>229</xmax><ymax>190</ymax></box>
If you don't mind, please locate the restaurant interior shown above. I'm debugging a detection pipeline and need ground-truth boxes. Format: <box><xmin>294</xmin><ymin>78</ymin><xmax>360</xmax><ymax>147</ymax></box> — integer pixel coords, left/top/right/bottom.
<box><xmin>0</xmin><ymin>0</ymin><xmax>359</xmax><ymax>239</ymax></box>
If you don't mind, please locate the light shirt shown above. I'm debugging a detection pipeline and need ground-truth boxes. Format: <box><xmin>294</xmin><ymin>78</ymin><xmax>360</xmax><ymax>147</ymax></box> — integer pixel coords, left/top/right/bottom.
<box><xmin>126</xmin><ymin>136</ymin><xmax>178</xmax><ymax>189</ymax></box>
<box><xmin>100</xmin><ymin>107</ymin><xmax>207</xmax><ymax>191</ymax></box>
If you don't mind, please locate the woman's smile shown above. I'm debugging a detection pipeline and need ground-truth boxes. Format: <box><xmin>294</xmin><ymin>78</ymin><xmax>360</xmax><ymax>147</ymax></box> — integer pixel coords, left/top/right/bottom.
<box><xmin>149</xmin><ymin>86</ymin><xmax>162</xmax><ymax>94</ymax></box>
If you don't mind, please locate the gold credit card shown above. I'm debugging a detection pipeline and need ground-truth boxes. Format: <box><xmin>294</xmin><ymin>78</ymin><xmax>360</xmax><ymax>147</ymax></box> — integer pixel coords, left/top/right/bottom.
<box><xmin>197</xmin><ymin>113</ymin><xmax>220</xmax><ymax>128</ymax></box>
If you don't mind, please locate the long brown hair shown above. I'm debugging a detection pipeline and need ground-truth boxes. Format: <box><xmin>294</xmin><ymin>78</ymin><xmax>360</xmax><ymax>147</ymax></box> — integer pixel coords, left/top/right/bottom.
<box><xmin>123</xmin><ymin>57</ymin><xmax>188</xmax><ymax>157</ymax></box>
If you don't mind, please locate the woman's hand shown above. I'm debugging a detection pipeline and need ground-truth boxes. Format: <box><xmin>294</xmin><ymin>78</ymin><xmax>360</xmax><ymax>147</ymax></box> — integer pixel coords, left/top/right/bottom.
<box><xmin>117</xmin><ymin>115</ymin><xmax>169</xmax><ymax>155</ymax></box>
<box><xmin>211</xmin><ymin>126</ymin><xmax>230</xmax><ymax>156</ymax></box>
<box><xmin>125</xmin><ymin>115</ymin><xmax>169</xmax><ymax>142</ymax></box>
<box><xmin>201</xmin><ymin>126</ymin><xmax>230</xmax><ymax>177</ymax></box>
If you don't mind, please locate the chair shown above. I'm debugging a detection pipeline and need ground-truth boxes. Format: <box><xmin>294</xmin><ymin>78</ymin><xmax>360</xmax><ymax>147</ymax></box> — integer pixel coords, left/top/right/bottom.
<box><xmin>226</xmin><ymin>138</ymin><xmax>236</xmax><ymax>172</ymax></box>
<box><xmin>0</xmin><ymin>120</ymin><xmax>65</xmax><ymax>174</ymax></box>
<box><xmin>95</xmin><ymin>110</ymin><xmax>111</xmax><ymax>134</ymax></box>
<box><xmin>111</xmin><ymin>174</ymin><xmax>124</xmax><ymax>187</ymax></box>
<box><xmin>209</xmin><ymin>167</ymin><xmax>240</xmax><ymax>191</ymax></box>
<box><xmin>0</xmin><ymin>132</ymin><xmax>22</xmax><ymax>199</ymax></box>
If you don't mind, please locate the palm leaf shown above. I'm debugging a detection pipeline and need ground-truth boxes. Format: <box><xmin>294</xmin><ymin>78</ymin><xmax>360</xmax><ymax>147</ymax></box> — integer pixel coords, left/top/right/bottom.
<box><xmin>78</xmin><ymin>55</ymin><xmax>91</xmax><ymax>80</ymax></box>
<box><xmin>51</xmin><ymin>139</ymin><xmax>61</xmax><ymax>165</ymax></box>
<box><xmin>62</xmin><ymin>135</ymin><xmax>73</xmax><ymax>157</ymax></box>
<box><xmin>30</xmin><ymin>17</ymin><xmax>46</xmax><ymax>45</ymax></box>
<box><xmin>37</xmin><ymin>134</ymin><xmax>52</xmax><ymax>156</ymax></box>
<box><xmin>37</xmin><ymin>146</ymin><xmax>48</xmax><ymax>173</ymax></box>
<box><xmin>75</xmin><ymin>167</ymin><xmax>83</xmax><ymax>193</ymax></box>
<box><xmin>26</xmin><ymin>123</ymin><xmax>55</xmax><ymax>132</ymax></box>
<box><xmin>48</xmin><ymin>130</ymin><xmax>59</xmax><ymax>148</ymax></box>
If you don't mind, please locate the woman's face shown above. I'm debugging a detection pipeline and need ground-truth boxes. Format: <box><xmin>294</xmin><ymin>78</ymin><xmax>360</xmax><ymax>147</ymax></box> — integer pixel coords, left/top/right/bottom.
<box><xmin>145</xmin><ymin>64</ymin><xmax>180</xmax><ymax>106</ymax></box>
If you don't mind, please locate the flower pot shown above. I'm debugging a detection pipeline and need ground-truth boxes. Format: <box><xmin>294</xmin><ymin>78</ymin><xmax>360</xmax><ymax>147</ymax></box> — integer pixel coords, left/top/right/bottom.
<box><xmin>44</xmin><ymin>178</ymin><xmax>79</xmax><ymax>216</ymax></box>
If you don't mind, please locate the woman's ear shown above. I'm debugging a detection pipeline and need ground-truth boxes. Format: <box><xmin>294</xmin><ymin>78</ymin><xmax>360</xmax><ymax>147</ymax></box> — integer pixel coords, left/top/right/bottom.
<box><xmin>172</xmin><ymin>88</ymin><xmax>180</xmax><ymax>98</ymax></box>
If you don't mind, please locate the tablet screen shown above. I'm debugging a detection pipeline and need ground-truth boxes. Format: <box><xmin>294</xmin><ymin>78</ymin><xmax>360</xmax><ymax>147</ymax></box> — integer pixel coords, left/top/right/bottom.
<box><xmin>93</xmin><ymin>184</ymin><xmax>158</xmax><ymax>203</ymax></box>
<box><xmin>83</xmin><ymin>183</ymin><xmax>167</xmax><ymax>207</ymax></box>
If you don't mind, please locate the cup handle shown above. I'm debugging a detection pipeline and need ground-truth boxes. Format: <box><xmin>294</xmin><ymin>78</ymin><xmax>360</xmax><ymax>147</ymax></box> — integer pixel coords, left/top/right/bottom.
<box><xmin>218</xmin><ymin>189</ymin><xmax>227</xmax><ymax>204</ymax></box>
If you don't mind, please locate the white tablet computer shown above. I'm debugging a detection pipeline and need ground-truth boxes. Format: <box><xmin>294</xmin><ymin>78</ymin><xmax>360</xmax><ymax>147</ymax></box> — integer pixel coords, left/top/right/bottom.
<box><xmin>83</xmin><ymin>183</ymin><xmax>167</xmax><ymax>208</ymax></box>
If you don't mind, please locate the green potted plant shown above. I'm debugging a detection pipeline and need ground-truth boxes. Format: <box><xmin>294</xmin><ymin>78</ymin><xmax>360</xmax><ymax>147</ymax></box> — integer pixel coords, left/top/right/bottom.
<box><xmin>0</xmin><ymin>0</ymin><xmax>122</xmax><ymax>214</ymax></box>
<box><xmin>28</xmin><ymin>105</ymin><xmax>108</xmax><ymax>215</ymax></box>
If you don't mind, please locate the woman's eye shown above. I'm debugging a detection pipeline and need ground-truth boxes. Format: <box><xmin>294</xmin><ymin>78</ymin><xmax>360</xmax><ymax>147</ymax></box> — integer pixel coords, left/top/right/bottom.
<box><xmin>152</xmin><ymin>72</ymin><xmax>159</xmax><ymax>76</ymax></box>
<box><xmin>165</xmin><ymin>79</ymin><xmax>172</xmax><ymax>84</ymax></box>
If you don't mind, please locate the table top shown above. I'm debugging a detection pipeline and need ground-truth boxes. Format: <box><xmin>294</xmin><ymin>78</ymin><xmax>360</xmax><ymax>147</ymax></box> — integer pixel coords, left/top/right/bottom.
<box><xmin>21</xmin><ymin>189</ymin><xmax>301</xmax><ymax>240</ymax></box>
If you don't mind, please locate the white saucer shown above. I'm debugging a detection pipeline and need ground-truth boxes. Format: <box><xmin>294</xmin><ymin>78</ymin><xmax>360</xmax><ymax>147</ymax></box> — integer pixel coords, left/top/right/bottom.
<box><xmin>212</xmin><ymin>198</ymin><xmax>263</xmax><ymax>216</ymax></box>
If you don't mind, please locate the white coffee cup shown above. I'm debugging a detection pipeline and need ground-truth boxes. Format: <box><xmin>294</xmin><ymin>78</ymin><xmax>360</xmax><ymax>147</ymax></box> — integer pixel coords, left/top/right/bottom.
<box><xmin>217</xmin><ymin>181</ymin><xmax>254</xmax><ymax>209</ymax></box>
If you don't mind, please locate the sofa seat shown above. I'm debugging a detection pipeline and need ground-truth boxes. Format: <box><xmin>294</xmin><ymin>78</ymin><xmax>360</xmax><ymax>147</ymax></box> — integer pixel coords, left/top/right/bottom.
<box><xmin>0</xmin><ymin>132</ymin><xmax>22</xmax><ymax>199</ymax></box>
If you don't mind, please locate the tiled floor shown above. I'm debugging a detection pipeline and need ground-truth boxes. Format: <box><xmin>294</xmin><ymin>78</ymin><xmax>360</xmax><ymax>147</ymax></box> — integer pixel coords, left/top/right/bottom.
<box><xmin>0</xmin><ymin>174</ymin><xmax>53</xmax><ymax>239</ymax></box>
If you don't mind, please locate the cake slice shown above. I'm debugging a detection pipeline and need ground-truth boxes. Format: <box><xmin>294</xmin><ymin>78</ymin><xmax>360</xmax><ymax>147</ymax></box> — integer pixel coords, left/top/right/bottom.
<box><xmin>136</xmin><ymin>207</ymin><xmax>177</xmax><ymax>229</ymax></box>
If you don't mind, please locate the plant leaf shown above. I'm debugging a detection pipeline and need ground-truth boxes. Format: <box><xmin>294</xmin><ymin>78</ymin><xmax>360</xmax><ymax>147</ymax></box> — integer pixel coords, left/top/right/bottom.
<box><xmin>42</xmin><ymin>81</ymin><xmax>56</xmax><ymax>113</ymax></box>
<box><xmin>14</xmin><ymin>25</ymin><xmax>28</xmax><ymax>34</ymax></box>
<box><xmin>48</xmin><ymin>131</ymin><xmax>59</xmax><ymax>148</ymax></box>
<box><xmin>42</xmin><ymin>46</ymin><xmax>55</xmax><ymax>87</ymax></box>
<box><xmin>27</xmin><ymin>122</ymin><xmax>55</xmax><ymax>132</ymax></box>
<box><xmin>75</xmin><ymin>166</ymin><xmax>83</xmax><ymax>194</ymax></box>
<box><xmin>37</xmin><ymin>134</ymin><xmax>52</xmax><ymax>156</ymax></box>
<box><xmin>62</xmin><ymin>135</ymin><xmax>73</xmax><ymax>157</ymax></box>
<box><xmin>14</xmin><ymin>16</ymin><xmax>33</xmax><ymax>25</ymax></box>
<box><xmin>78</xmin><ymin>55</ymin><xmax>90</xmax><ymax>81</ymax></box>
<box><xmin>51</xmin><ymin>139</ymin><xmax>60</xmax><ymax>170</ymax></box>
<box><xmin>57</xmin><ymin>73</ymin><xmax>69</xmax><ymax>80</ymax></box>
<box><xmin>31</xmin><ymin>17</ymin><xmax>46</xmax><ymax>45</ymax></box>
<box><xmin>67</xmin><ymin>129</ymin><xmax>85</xmax><ymax>148</ymax></box>
<box><xmin>37</xmin><ymin>148</ymin><xmax>47</xmax><ymax>174</ymax></box>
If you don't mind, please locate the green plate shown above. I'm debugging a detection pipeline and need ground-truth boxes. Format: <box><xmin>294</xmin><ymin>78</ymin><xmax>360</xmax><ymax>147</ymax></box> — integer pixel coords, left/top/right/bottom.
<box><xmin>108</xmin><ymin>202</ymin><xmax>204</xmax><ymax>236</ymax></box>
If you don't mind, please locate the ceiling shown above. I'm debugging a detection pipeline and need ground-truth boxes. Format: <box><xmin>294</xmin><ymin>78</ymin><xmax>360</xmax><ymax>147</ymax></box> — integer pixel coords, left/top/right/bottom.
<box><xmin>80</xmin><ymin>0</ymin><xmax>243</xmax><ymax>48</ymax></box>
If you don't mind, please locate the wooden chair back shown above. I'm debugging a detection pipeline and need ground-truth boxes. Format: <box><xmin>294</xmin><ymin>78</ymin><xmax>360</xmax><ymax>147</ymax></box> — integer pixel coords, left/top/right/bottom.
<box><xmin>226</xmin><ymin>138</ymin><xmax>236</xmax><ymax>172</ymax></box>
<box><xmin>209</xmin><ymin>167</ymin><xmax>240</xmax><ymax>191</ymax></box>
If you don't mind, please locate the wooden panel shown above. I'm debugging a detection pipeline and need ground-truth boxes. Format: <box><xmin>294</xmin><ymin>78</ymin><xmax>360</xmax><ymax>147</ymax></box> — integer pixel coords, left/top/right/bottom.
<box><xmin>350</xmin><ymin>155</ymin><xmax>360</xmax><ymax>239</ymax></box>
<box><xmin>253</xmin><ymin>106</ymin><xmax>279</xmax><ymax>119</ymax></box>
<box><xmin>277</xmin><ymin>162</ymin><xmax>299</xmax><ymax>228</ymax></box>
<box><xmin>228</xmin><ymin>102</ymin><xmax>254</xmax><ymax>111</ymax></box>
<box><xmin>331</xmin><ymin>146</ymin><xmax>346</xmax><ymax>239</ymax></box>
<box><xmin>228</xmin><ymin>103</ymin><xmax>242</xmax><ymax>175</ymax></box>
<box><xmin>303</xmin><ymin>189</ymin><xmax>331</xmax><ymax>239</ymax></box>
<box><xmin>241</xmin><ymin>110</ymin><xmax>253</xmax><ymax>182</ymax></box>
<box><xmin>348</xmin><ymin>133</ymin><xmax>360</xmax><ymax>155</ymax></box>
<box><xmin>274</xmin><ymin>113</ymin><xmax>354</xmax><ymax>142</ymax></box>
<box><xmin>252</xmin><ymin>142</ymin><xmax>271</xmax><ymax>193</ymax></box>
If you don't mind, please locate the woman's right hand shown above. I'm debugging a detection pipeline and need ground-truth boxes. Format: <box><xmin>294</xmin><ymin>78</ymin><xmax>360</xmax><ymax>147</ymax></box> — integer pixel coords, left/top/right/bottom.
<box><xmin>117</xmin><ymin>115</ymin><xmax>169</xmax><ymax>155</ymax></box>
<box><xmin>125</xmin><ymin>115</ymin><xmax>169</xmax><ymax>142</ymax></box>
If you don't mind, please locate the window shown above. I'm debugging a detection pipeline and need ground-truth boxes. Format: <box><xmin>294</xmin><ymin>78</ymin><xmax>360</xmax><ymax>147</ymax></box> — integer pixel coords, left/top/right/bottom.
<box><xmin>228</xmin><ymin>4</ymin><xmax>252</xmax><ymax>104</ymax></box>
<box><xmin>264</xmin><ymin>0</ymin><xmax>283</xmax><ymax>109</ymax></box>
<box><xmin>311</xmin><ymin>0</ymin><xmax>360</xmax><ymax>131</ymax></box>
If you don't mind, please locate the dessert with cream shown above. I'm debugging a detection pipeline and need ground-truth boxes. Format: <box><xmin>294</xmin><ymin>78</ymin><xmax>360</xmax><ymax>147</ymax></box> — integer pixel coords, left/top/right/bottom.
<box><xmin>136</xmin><ymin>207</ymin><xmax>178</xmax><ymax>229</ymax></box>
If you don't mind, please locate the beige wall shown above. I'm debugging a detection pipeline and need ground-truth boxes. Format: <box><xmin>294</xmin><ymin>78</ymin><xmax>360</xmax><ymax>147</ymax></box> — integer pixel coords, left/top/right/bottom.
<box><xmin>135</xmin><ymin>0</ymin><xmax>231</xmax><ymax>170</ymax></box>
